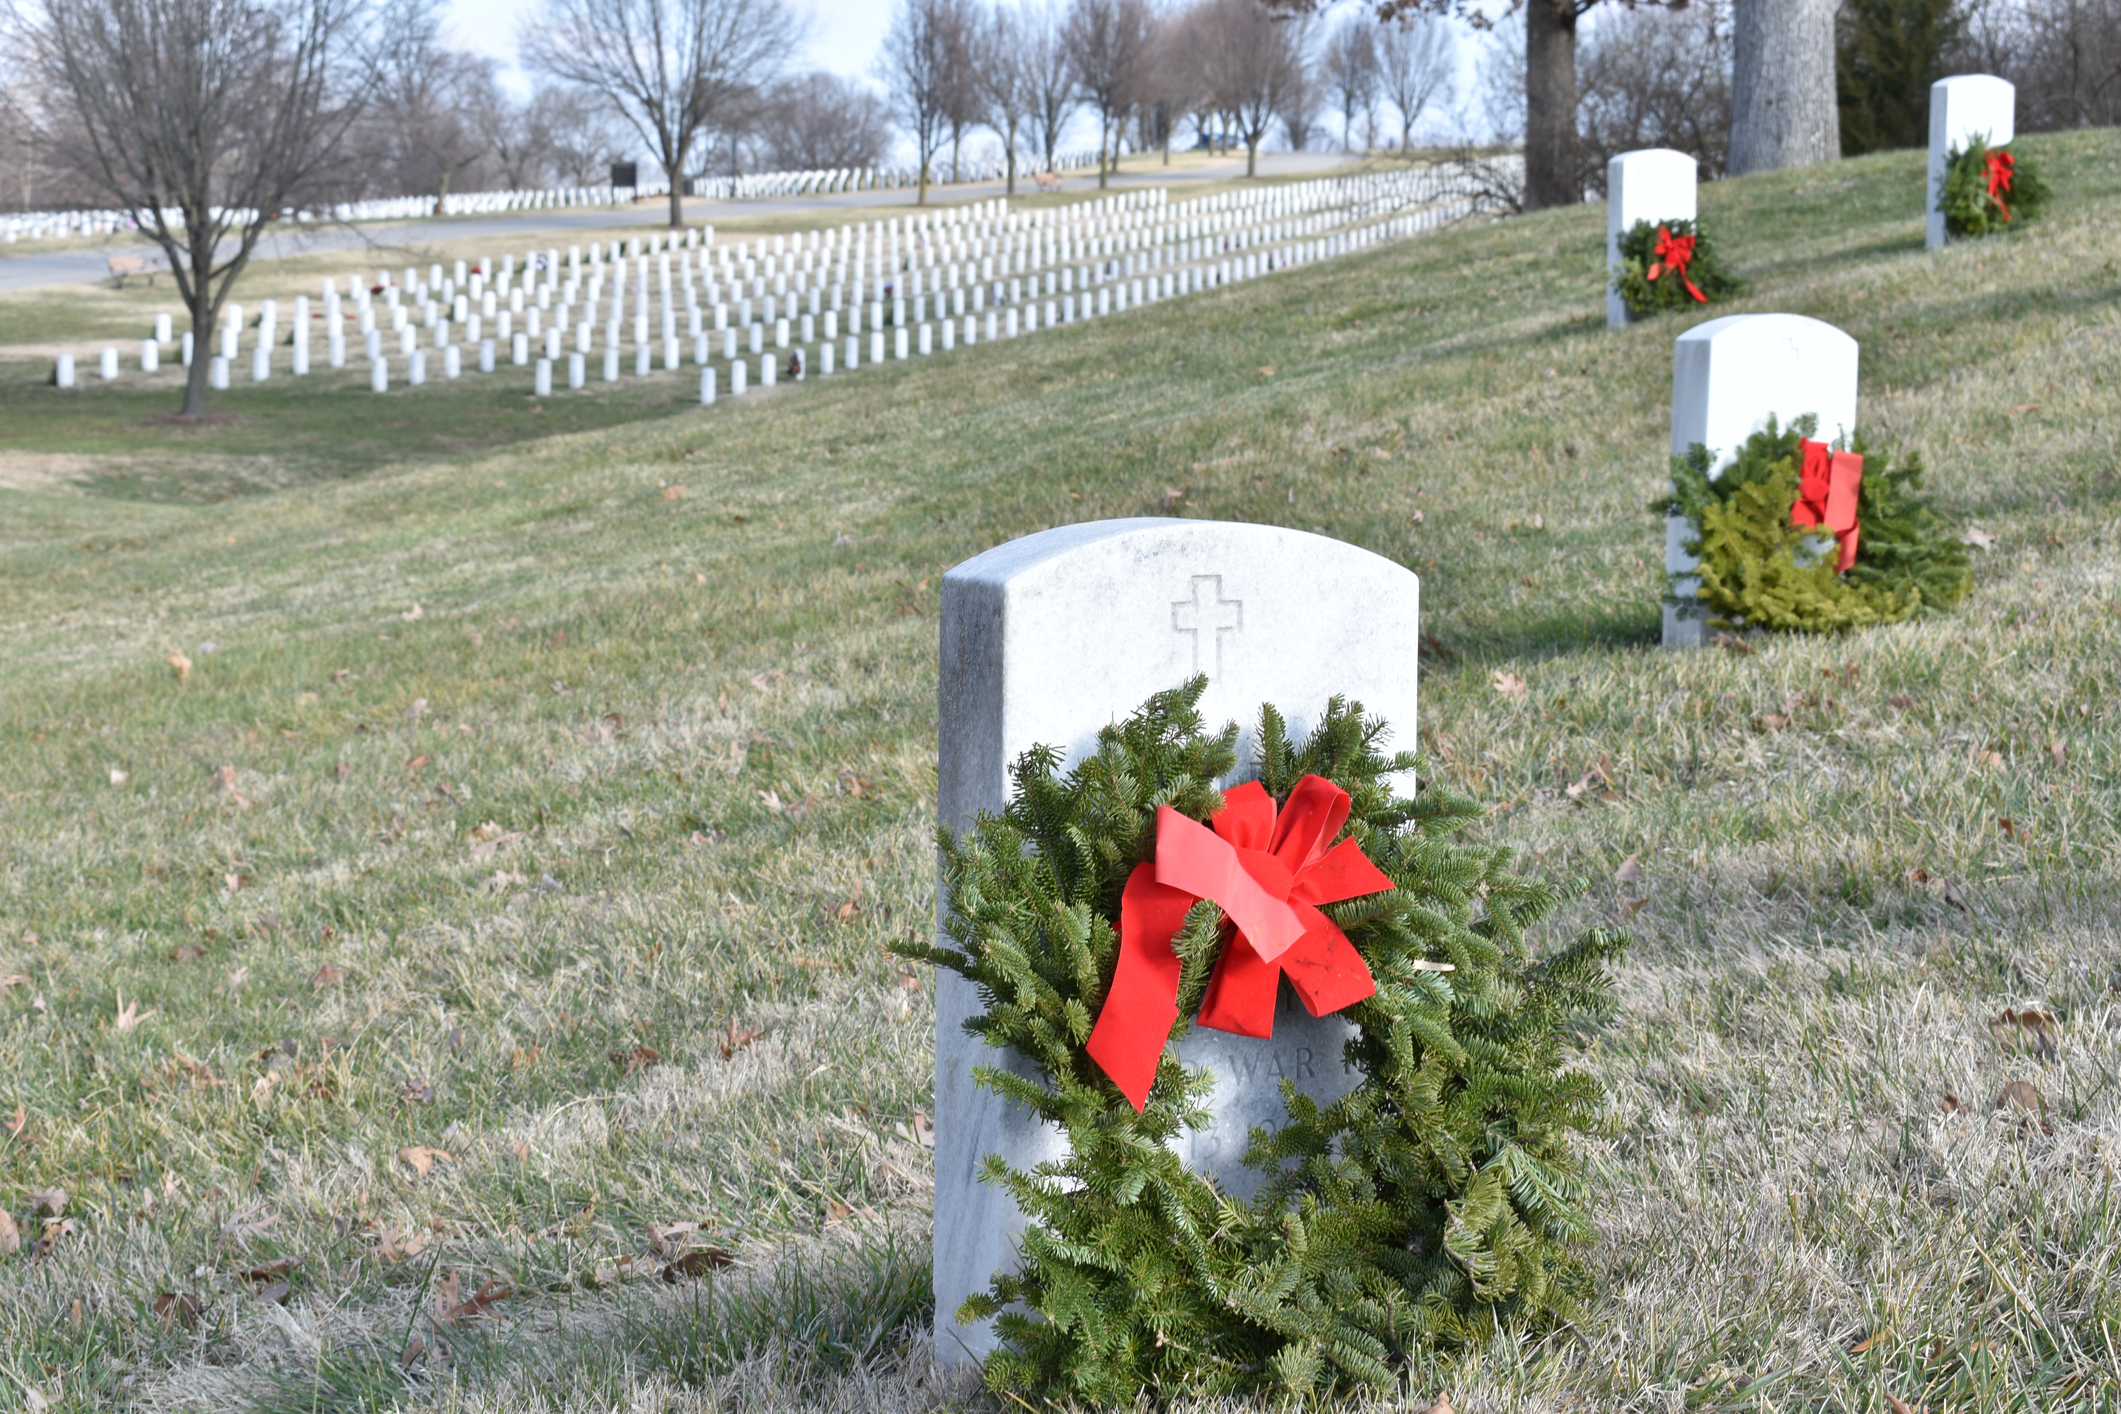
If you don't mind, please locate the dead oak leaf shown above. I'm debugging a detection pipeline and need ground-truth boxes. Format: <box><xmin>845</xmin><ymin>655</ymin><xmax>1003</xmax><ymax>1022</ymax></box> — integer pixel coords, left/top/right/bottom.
<box><xmin>664</xmin><ymin>1247</ymin><xmax>736</xmax><ymax>1280</ymax></box>
<box><xmin>165</xmin><ymin>649</ymin><xmax>193</xmax><ymax>682</ymax></box>
<box><xmin>153</xmin><ymin>1291</ymin><xmax>201</xmax><ymax>1327</ymax></box>
<box><xmin>612</xmin><ymin>1045</ymin><xmax>661</xmax><ymax>1075</ymax></box>
<box><xmin>718</xmin><ymin>1019</ymin><xmax>764</xmax><ymax>1059</ymax></box>
<box><xmin>398</xmin><ymin>1145</ymin><xmax>453</xmax><ymax>1178</ymax></box>
<box><xmin>1491</xmin><ymin>670</ymin><xmax>1527</xmax><ymax>699</ymax></box>
<box><xmin>437</xmin><ymin>1280</ymin><xmax>512</xmax><ymax>1325</ymax></box>
<box><xmin>309</xmin><ymin>963</ymin><xmax>345</xmax><ymax>990</ymax></box>
<box><xmin>28</xmin><ymin>1187</ymin><xmax>66</xmax><ymax>1216</ymax></box>
<box><xmin>114</xmin><ymin>992</ymin><xmax>156</xmax><ymax>1033</ymax></box>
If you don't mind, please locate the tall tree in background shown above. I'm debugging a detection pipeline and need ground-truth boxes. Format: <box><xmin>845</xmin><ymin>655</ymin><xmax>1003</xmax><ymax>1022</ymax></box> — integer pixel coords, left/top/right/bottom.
<box><xmin>1192</xmin><ymin>0</ymin><xmax>1308</xmax><ymax>175</ymax></box>
<box><xmin>23</xmin><ymin>0</ymin><xmax>369</xmax><ymax>417</ymax></box>
<box><xmin>1836</xmin><ymin>0</ymin><xmax>1967</xmax><ymax>152</ymax></box>
<box><xmin>755</xmin><ymin>72</ymin><xmax>894</xmax><ymax>168</ymax></box>
<box><xmin>1375</xmin><ymin>12</ymin><xmax>1452</xmax><ymax>147</ymax></box>
<box><xmin>1021</xmin><ymin>0</ymin><xmax>1078</xmax><ymax>172</ymax></box>
<box><xmin>980</xmin><ymin>5</ymin><xmax>1038</xmax><ymax>192</ymax></box>
<box><xmin>939</xmin><ymin>0</ymin><xmax>982</xmax><ymax>182</ymax></box>
<box><xmin>1728</xmin><ymin>0</ymin><xmax>1841</xmax><ymax>170</ymax></box>
<box><xmin>360</xmin><ymin>0</ymin><xmax>497</xmax><ymax>201</ymax></box>
<box><xmin>1324</xmin><ymin>14</ymin><xmax>1380</xmax><ymax>149</ymax></box>
<box><xmin>520</xmin><ymin>0</ymin><xmax>802</xmax><ymax>225</ymax></box>
<box><xmin>879</xmin><ymin>0</ymin><xmax>957</xmax><ymax>200</ymax></box>
<box><xmin>1065</xmin><ymin>0</ymin><xmax>1155</xmax><ymax>186</ymax></box>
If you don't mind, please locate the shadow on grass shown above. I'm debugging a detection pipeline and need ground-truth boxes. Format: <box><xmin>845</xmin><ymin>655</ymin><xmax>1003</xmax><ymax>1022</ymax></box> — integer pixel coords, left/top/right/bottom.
<box><xmin>242</xmin><ymin>1230</ymin><xmax>933</xmax><ymax>1414</ymax></box>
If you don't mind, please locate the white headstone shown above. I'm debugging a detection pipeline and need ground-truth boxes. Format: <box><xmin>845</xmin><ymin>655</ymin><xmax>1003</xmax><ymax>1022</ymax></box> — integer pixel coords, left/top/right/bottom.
<box><xmin>54</xmin><ymin>353</ymin><xmax>74</xmax><ymax>387</ymax></box>
<box><xmin>371</xmin><ymin>358</ymin><xmax>388</xmax><ymax>393</ymax></box>
<box><xmin>731</xmin><ymin>359</ymin><xmax>747</xmax><ymax>396</ymax></box>
<box><xmin>100</xmin><ymin>346</ymin><xmax>119</xmax><ymax>379</ymax></box>
<box><xmin>569</xmin><ymin>352</ymin><xmax>585</xmax><ymax>388</ymax></box>
<box><xmin>444</xmin><ymin>346</ymin><xmax>461</xmax><ymax>379</ymax></box>
<box><xmin>1606</xmin><ymin>149</ymin><xmax>1698</xmax><ymax>328</ymax></box>
<box><xmin>534</xmin><ymin>357</ymin><xmax>551</xmax><ymax>396</ymax></box>
<box><xmin>933</xmin><ymin>519</ymin><xmax>1423</xmax><ymax>1365</ymax></box>
<box><xmin>478</xmin><ymin>339</ymin><xmax>494</xmax><ymax>373</ymax></box>
<box><xmin>700</xmin><ymin>366</ymin><xmax>717</xmax><ymax>404</ymax></box>
<box><xmin>210</xmin><ymin>356</ymin><xmax>229</xmax><ymax>390</ymax></box>
<box><xmin>1663</xmin><ymin>314</ymin><xmax>1860</xmax><ymax>647</ymax></box>
<box><xmin>604</xmin><ymin>349</ymin><xmax>620</xmax><ymax>382</ymax></box>
<box><xmin>154</xmin><ymin>313</ymin><xmax>172</xmax><ymax>343</ymax></box>
<box><xmin>1927</xmin><ymin>75</ymin><xmax>2016</xmax><ymax>250</ymax></box>
<box><xmin>408</xmin><ymin>350</ymin><xmax>426</xmax><ymax>385</ymax></box>
<box><xmin>140</xmin><ymin>339</ymin><xmax>158</xmax><ymax>372</ymax></box>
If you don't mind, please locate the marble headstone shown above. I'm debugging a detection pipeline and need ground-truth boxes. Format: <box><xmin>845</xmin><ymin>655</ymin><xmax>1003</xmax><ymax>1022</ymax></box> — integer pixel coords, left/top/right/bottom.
<box><xmin>934</xmin><ymin>518</ymin><xmax>1421</xmax><ymax>1365</ymax></box>
<box><xmin>1606</xmin><ymin>149</ymin><xmax>1698</xmax><ymax>329</ymax></box>
<box><xmin>1927</xmin><ymin>75</ymin><xmax>2016</xmax><ymax>251</ymax></box>
<box><xmin>1664</xmin><ymin>314</ymin><xmax>1860</xmax><ymax>648</ymax></box>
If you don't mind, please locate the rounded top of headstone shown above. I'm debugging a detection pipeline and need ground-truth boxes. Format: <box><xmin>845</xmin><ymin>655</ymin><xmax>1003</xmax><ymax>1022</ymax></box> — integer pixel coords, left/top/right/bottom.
<box><xmin>1932</xmin><ymin>73</ymin><xmax>2016</xmax><ymax>100</ymax></box>
<box><xmin>1608</xmin><ymin>148</ymin><xmax>1698</xmax><ymax>175</ymax></box>
<box><xmin>1674</xmin><ymin>312</ymin><xmax>1858</xmax><ymax>358</ymax></box>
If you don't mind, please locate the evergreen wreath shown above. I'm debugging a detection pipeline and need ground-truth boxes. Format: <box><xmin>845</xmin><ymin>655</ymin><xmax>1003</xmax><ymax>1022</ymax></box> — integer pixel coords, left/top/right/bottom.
<box><xmin>1611</xmin><ymin>217</ymin><xmax>1741</xmax><ymax>319</ymax></box>
<box><xmin>1939</xmin><ymin>137</ymin><xmax>2052</xmax><ymax>238</ymax></box>
<box><xmin>1657</xmin><ymin>415</ymin><xmax>1972</xmax><ymax>634</ymax></box>
<box><xmin>898</xmin><ymin>680</ymin><xmax>1627</xmax><ymax>1404</ymax></box>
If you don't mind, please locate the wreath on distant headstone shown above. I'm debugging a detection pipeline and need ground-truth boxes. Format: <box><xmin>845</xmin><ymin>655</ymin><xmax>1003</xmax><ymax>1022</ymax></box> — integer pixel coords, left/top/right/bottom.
<box><xmin>1612</xmin><ymin>217</ymin><xmax>1740</xmax><ymax>319</ymax></box>
<box><xmin>897</xmin><ymin>680</ymin><xmax>1627</xmax><ymax>1405</ymax></box>
<box><xmin>1939</xmin><ymin>137</ymin><xmax>2051</xmax><ymax>238</ymax></box>
<box><xmin>1657</xmin><ymin>415</ymin><xmax>1973</xmax><ymax>634</ymax></box>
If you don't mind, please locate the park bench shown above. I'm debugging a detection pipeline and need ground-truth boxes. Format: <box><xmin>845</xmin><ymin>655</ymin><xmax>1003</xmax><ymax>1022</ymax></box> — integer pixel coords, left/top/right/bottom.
<box><xmin>107</xmin><ymin>253</ymin><xmax>161</xmax><ymax>288</ymax></box>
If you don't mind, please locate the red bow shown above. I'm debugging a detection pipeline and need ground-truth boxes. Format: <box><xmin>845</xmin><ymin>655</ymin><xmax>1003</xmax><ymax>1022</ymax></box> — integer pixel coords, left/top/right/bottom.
<box><xmin>1790</xmin><ymin>437</ymin><xmax>1864</xmax><ymax>573</ymax></box>
<box><xmin>1646</xmin><ymin>226</ymin><xmax>1707</xmax><ymax>303</ymax></box>
<box><xmin>1985</xmin><ymin>150</ymin><xmax>2015</xmax><ymax>221</ymax></box>
<box><xmin>1083</xmin><ymin>775</ymin><xmax>1395</xmax><ymax>1111</ymax></box>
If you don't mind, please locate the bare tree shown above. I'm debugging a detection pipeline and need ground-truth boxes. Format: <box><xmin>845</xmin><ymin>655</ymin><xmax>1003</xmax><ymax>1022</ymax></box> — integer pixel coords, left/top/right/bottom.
<box><xmin>1375</xmin><ymin>11</ymin><xmax>1451</xmax><ymax>147</ymax></box>
<box><xmin>756</xmin><ymin>72</ymin><xmax>894</xmax><ymax>169</ymax></box>
<box><xmin>1064</xmin><ymin>0</ymin><xmax>1155</xmax><ymax>186</ymax></box>
<box><xmin>1324</xmin><ymin>13</ymin><xmax>1379</xmax><ymax>149</ymax></box>
<box><xmin>938</xmin><ymin>0</ymin><xmax>981</xmax><ymax>183</ymax></box>
<box><xmin>520</xmin><ymin>0</ymin><xmax>802</xmax><ymax>226</ymax></box>
<box><xmin>1191</xmin><ymin>0</ymin><xmax>1308</xmax><ymax>176</ymax></box>
<box><xmin>543</xmin><ymin>85</ymin><xmax>628</xmax><ymax>185</ymax></box>
<box><xmin>1728</xmin><ymin>0</ymin><xmax>1839</xmax><ymax>171</ymax></box>
<box><xmin>1275</xmin><ymin>52</ymin><xmax>1324</xmax><ymax>150</ymax></box>
<box><xmin>980</xmin><ymin>5</ymin><xmax>1038</xmax><ymax>193</ymax></box>
<box><xmin>1578</xmin><ymin>0</ymin><xmax>1729</xmax><ymax>186</ymax></box>
<box><xmin>22</xmin><ymin>0</ymin><xmax>369</xmax><ymax>416</ymax></box>
<box><xmin>353</xmin><ymin>0</ymin><xmax>496</xmax><ymax>201</ymax></box>
<box><xmin>878</xmin><ymin>0</ymin><xmax>956</xmax><ymax>201</ymax></box>
<box><xmin>1020</xmin><ymin>0</ymin><xmax>1077</xmax><ymax>171</ymax></box>
<box><xmin>478</xmin><ymin>90</ymin><xmax>560</xmax><ymax>190</ymax></box>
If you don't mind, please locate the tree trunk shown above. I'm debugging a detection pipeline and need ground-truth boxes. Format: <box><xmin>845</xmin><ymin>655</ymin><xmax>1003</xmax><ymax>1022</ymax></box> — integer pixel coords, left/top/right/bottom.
<box><xmin>1098</xmin><ymin>113</ymin><xmax>1110</xmax><ymax>188</ymax></box>
<box><xmin>1246</xmin><ymin>135</ymin><xmax>1258</xmax><ymax>178</ymax></box>
<box><xmin>1729</xmin><ymin>0</ymin><xmax>1841</xmax><ymax>173</ymax></box>
<box><xmin>1523</xmin><ymin>0</ymin><xmax>1580</xmax><ymax>209</ymax></box>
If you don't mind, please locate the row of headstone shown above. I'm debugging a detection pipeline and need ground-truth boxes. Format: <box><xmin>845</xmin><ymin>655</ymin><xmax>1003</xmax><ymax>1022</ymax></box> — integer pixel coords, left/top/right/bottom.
<box><xmin>1606</xmin><ymin>74</ymin><xmax>2021</xmax><ymax>322</ymax></box>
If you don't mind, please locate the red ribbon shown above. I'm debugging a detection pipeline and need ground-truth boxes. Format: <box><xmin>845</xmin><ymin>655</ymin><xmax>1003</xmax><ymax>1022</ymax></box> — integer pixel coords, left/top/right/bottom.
<box><xmin>1790</xmin><ymin>437</ymin><xmax>1864</xmax><ymax>573</ymax></box>
<box><xmin>1083</xmin><ymin>775</ymin><xmax>1395</xmax><ymax>1111</ymax></box>
<box><xmin>1646</xmin><ymin>226</ymin><xmax>1707</xmax><ymax>303</ymax></box>
<box><xmin>1985</xmin><ymin>150</ymin><xmax>2015</xmax><ymax>221</ymax></box>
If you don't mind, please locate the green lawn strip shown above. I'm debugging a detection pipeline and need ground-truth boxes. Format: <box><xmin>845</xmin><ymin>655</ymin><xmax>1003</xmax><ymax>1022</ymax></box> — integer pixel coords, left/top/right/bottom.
<box><xmin>0</xmin><ymin>131</ymin><xmax>2115</xmax><ymax>1410</ymax></box>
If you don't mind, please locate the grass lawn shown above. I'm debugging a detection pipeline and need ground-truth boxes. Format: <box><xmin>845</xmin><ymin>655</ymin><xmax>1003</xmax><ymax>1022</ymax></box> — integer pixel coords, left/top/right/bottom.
<box><xmin>1</xmin><ymin>131</ymin><xmax>2118</xmax><ymax>1412</ymax></box>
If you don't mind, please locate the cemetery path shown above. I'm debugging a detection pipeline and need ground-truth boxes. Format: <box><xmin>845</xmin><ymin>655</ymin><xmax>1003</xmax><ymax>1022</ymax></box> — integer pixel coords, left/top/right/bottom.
<box><xmin>0</xmin><ymin>154</ymin><xmax>1359</xmax><ymax>291</ymax></box>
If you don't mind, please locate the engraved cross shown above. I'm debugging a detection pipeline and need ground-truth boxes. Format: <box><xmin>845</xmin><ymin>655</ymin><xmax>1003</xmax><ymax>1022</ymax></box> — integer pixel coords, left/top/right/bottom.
<box><xmin>1171</xmin><ymin>575</ymin><xmax>1243</xmax><ymax>679</ymax></box>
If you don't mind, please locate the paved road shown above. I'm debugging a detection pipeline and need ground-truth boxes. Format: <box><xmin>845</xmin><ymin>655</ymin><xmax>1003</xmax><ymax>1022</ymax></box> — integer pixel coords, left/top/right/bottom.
<box><xmin>0</xmin><ymin>152</ymin><xmax>1363</xmax><ymax>293</ymax></box>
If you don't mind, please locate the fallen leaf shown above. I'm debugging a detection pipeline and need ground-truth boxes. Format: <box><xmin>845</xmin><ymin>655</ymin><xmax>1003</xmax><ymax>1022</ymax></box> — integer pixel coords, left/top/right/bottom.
<box><xmin>405</xmin><ymin>754</ymin><xmax>432</xmax><ymax>777</ymax></box>
<box><xmin>109</xmin><ymin>766</ymin><xmax>128</xmax><ymax>785</ymax></box>
<box><xmin>241</xmin><ymin>1256</ymin><xmax>301</xmax><ymax>1285</ymax></box>
<box><xmin>225</xmin><ymin>966</ymin><xmax>250</xmax><ymax>992</ymax></box>
<box><xmin>2048</xmin><ymin>739</ymin><xmax>2067</xmax><ymax>767</ymax></box>
<box><xmin>1756</xmin><ymin>712</ymin><xmax>1790</xmax><ymax>731</ymax></box>
<box><xmin>2009</xmin><ymin>402</ymin><xmax>2044</xmax><ymax>414</ymax></box>
<box><xmin>1710</xmin><ymin>630</ymin><xmax>1756</xmax><ymax>655</ymax></box>
<box><xmin>2</xmin><ymin>1106</ymin><xmax>22</xmax><ymax>1137</ymax></box>
<box><xmin>309</xmin><ymin>963</ymin><xmax>345</xmax><ymax>990</ymax></box>
<box><xmin>1426</xmin><ymin>1397</ymin><xmax>1455</xmax><ymax>1414</ymax></box>
<box><xmin>1890</xmin><ymin>694</ymin><xmax>1916</xmax><ymax>710</ymax></box>
<box><xmin>209</xmin><ymin>764</ymin><xmax>251</xmax><ymax>808</ymax></box>
<box><xmin>718</xmin><ymin>1019</ymin><xmax>764</xmax><ymax>1059</ymax></box>
<box><xmin>823</xmin><ymin>1200</ymin><xmax>852</xmax><ymax>1224</ymax></box>
<box><xmin>834</xmin><ymin>898</ymin><xmax>860</xmax><ymax>921</ymax></box>
<box><xmin>437</xmin><ymin>1280</ymin><xmax>512</xmax><ymax>1325</ymax></box>
<box><xmin>613</xmin><ymin>1045</ymin><xmax>661</xmax><ymax>1075</ymax></box>
<box><xmin>0</xmin><ymin>975</ymin><xmax>28</xmax><ymax>991</ymax></box>
<box><xmin>401</xmin><ymin>604</ymin><xmax>423</xmax><ymax>621</ymax></box>
<box><xmin>114</xmin><ymin>992</ymin><xmax>155</xmax><ymax>1033</ymax></box>
<box><xmin>398</xmin><ymin>1145</ymin><xmax>452</xmax><ymax>1178</ymax></box>
<box><xmin>912</xmin><ymin>1107</ymin><xmax>935</xmax><ymax>1148</ymax></box>
<box><xmin>1491</xmin><ymin>670</ymin><xmax>1527</xmax><ymax>699</ymax></box>
<box><xmin>665</xmin><ymin>1247</ymin><xmax>736</xmax><ymax>1279</ymax></box>
<box><xmin>254</xmin><ymin>1279</ymin><xmax>292</xmax><ymax>1305</ymax></box>
<box><xmin>153</xmin><ymin>1291</ymin><xmax>201</xmax><ymax>1327</ymax></box>
<box><xmin>1408</xmin><ymin>508</ymin><xmax>1425</xmax><ymax>526</ymax></box>
<box><xmin>1942</xmin><ymin>879</ymin><xmax>1970</xmax><ymax>914</ymax></box>
<box><xmin>1256</xmin><ymin>365</ymin><xmax>1274</xmax><ymax>377</ymax></box>
<box><xmin>1962</xmin><ymin>527</ymin><xmax>1996</xmax><ymax>550</ymax></box>
<box><xmin>748</xmin><ymin>671</ymin><xmax>787</xmax><ymax>693</ymax></box>
<box><xmin>1940</xmin><ymin>1090</ymin><xmax>1963</xmax><ymax>1112</ymax></box>
<box><xmin>220</xmin><ymin>1207</ymin><xmax>275</xmax><ymax>1245</ymax></box>
<box><xmin>402</xmin><ymin>1077</ymin><xmax>435</xmax><ymax>1104</ymax></box>
<box><xmin>1850</xmin><ymin>1331</ymin><xmax>1882</xmax><ymax>1354</ymax></box>
<box><xmin>166</xmin><ymin>649</ymin><xmax>192</xmax><ymax>682</ymax></box>
<box><xmin>1886</xmin><ymin>1391</ymin><xmax>1918</xmax><ymax>1414</ymax></box>
<box><xmin>1155</xmin><ymin>487</ymin><xmax>1183</xmax><ymax>511</ymax></box>
<box><xmin>22</xmin><ymin>1387</ymin><xmax>47</xmax><ymax>1412</ymax></box>
<box><xmin>469</xmin><ymin>831</ymin><xmax>524</xmax><ymax>861</ymax></box>
<box><xmin>28</xmin><ymin>1188</ymin><xmax>66</xmax><ymax>1217</ymax></box>
<box><xmin>661</xmin><ymin>485</ymin><xmax>685</xmax><ymax>501</ymax></box>
<box><xmin>899</xmin><ymin>972</ymin><xmax>921</xmax><ymax>990</ymax></box>
<box><xmin>0</xmin><ymin>1210</ymin><xmax>17</xmax><ymax>1254</ymax></box>
<box><xmin>1614</xmin><ymin>854</ymin><xmax>1644</xmax><ymax>885</ymax></box>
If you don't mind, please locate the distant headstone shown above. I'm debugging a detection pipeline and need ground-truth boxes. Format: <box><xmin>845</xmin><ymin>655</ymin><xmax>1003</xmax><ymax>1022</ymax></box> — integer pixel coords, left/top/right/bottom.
<box><xmin>100</xmin><ymin>347</ymin><xmax>119</xmax><ymax>380</ymax></box>
<box><xmin>700</xmin><ymin>366</ymin><xmax>717</xmax><ymax>404</ymax></box>
<box><xmin>1663</xmin><ymin>314</ymin><xmax>1859</xmax><ymax>647</ymax></box>
<box><xmin>139</xmin><ymin>339</ymin><xmax>158</xmax><ymax>372</ymax></box>
<box><xmin>533</xmin><ymin>357</ymin><xmax>551</xmax><ymax>396</ymax></box>
<box><xmin>370</xmin><ymin>358</ymin><xmax>387</xmax><ymax>393</ymax></box>
<box><xmin>54</xmin><ymin>353</ymin><xmax>74</xmax><ymax>387</ymax></box>
<box><xmin>1606</xmin><ymin>149</ymin><xmax>1698</xmax><ymax>328</ymax></box>
<box><xmin>1927</xmin><ymin>75</ymin><xmax>2016</xmax><ymax>250</ymax></box>
<box><xmin>933</xmin><ymin>519</ymin><xmax>1423</xmax><ymax>1365</ymax></box>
